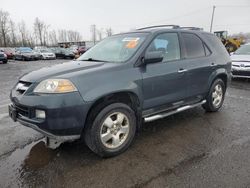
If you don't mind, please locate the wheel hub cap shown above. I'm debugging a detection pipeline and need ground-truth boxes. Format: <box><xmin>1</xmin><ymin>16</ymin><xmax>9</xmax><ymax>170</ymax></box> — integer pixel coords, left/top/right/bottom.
<box><xmin>212</xmin><ymin>84</ymin><xmax>223</xmax><ymax>108</ymax></box>
<box><xmin>100</xmin><ymin>112</ymin><xmax>130</xmax><ymax>149</ymax></box>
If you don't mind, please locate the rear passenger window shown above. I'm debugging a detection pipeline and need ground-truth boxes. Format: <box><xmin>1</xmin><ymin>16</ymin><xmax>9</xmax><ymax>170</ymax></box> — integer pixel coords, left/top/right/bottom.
<box><xmin>146</xmin><ymin>33</ymin><xmax>180</xmax><ymax>62</ymax></box>
<box><xmin>182</xmin><ymin>33</ymin><xmax>205</xmax><ymax>58</ymax></box>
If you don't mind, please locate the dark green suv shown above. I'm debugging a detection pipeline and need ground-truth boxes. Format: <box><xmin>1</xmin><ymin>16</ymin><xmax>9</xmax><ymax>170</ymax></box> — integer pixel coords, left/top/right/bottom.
<box><xmin>9</xmin><ymin>25</ymin><xmax>231</xmax><ymax>157</ymax></box>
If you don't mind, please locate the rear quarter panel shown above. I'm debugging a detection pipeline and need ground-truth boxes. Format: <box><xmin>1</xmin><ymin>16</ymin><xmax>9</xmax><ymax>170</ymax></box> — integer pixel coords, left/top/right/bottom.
<box><xmin>201</xmin><ymin>32</ymin><xmax>231</xmax><ymax>90</ymax></box>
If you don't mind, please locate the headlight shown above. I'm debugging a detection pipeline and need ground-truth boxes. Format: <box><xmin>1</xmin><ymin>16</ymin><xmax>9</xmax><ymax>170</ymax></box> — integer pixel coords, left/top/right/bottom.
<box><xmin>34</xmin><ymin>79</ymin><xmax>77</xmax><ymax>93</ymax></box>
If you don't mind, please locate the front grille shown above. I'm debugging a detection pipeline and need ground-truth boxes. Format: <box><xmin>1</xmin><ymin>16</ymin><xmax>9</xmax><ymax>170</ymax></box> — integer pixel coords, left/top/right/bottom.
<box><xmin>232</xmin><ymin>70</ymin><xmax>250</xmax><ymax>76</ymax></box>
<box><xmin>16</xmin><ymin>81</ymin><xmax>32</xmax><ymax>95</ymax></box>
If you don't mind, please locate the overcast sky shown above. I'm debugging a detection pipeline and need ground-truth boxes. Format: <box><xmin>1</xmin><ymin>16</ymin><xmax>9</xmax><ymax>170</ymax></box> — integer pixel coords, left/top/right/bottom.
<box><xmin>1</xmin><ymin>0</ymin><xmax>250</xmax><ymax>40</ymax></box>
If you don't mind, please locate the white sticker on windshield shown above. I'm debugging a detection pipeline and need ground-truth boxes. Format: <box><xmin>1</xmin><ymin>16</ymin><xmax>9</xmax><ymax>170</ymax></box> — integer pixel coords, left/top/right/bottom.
<box><xmin>122</xmin><ymin>37</ymin><xmax>140</xmax><ymax>42</ymax></box>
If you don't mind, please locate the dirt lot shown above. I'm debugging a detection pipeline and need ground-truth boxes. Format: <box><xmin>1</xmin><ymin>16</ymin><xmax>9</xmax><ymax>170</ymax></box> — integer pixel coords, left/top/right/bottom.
<box><xmin>0</xmin><ymin>60</ymin><xmax>250</xmax><ymax>188</ymax></box>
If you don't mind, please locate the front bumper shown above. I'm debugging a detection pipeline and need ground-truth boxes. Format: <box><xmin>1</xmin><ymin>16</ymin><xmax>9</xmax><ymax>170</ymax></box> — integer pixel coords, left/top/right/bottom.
<box><xmin>10</xmin><ymin>89</ymin><xmax>91</xmax><ymax>141</ymax></box>
<box><xmin>232</xmin><ymin>66</ymin><xmax>250</xmax><ymax>78</ymax></box>
<box><xmin>0</xmin><ymin>57</ymin><xmax>7</xmax><ymax>62</ymax></box>
<box><xmin>43</xmin><ymin>56</ymin><xmax>56</xmax><ymax>60</ymax></box>
<box><xmin>23</xmin><ymin>56</ymin><xmax>37</xmax><ymax>60</ymax></box>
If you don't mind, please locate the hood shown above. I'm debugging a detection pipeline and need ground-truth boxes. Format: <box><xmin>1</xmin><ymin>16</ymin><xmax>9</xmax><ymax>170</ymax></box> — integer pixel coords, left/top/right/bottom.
<box><xmin>20</xmin><ymin>60</ymin><xmax>106</xmax><ymax>82</ymax></box>
<box><xmin>21</xmin><ymin>52</ymin><xmax>35</xmax><ymax>56</ymax></box>
<box><xmin>231</xmin><ymin>54</ymin><xmax>250</xmax><ymax>62</ymax></box>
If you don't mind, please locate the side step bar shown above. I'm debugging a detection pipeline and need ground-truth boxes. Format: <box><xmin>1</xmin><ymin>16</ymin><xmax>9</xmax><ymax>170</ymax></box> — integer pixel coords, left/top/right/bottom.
<box><xmin>144</xmin><ymin>100</ymin><xmax>206</xmax><ymax>123</ymax></box>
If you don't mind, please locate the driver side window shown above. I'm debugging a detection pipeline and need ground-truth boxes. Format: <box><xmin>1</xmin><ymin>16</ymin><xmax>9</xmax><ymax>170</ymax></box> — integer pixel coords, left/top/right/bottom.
<box><xmin>146</xmin><ymin>33</ymin><xmax>181</xmax><ymax>62</ymax></box>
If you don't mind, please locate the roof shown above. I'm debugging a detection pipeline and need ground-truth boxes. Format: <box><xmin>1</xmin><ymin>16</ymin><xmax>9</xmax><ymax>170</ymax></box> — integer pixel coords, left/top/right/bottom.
<box><xmin>118</xmin><ymin>25</ymin><xmax>210</xmax><ymax>36</ymax></box>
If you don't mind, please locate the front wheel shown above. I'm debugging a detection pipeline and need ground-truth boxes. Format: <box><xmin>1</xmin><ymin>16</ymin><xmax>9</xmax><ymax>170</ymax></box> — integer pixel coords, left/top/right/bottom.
<box><xmin>202</xmin><ymin>79</ymin><xmax>226</xmax><ymax>112</ymax></box>
<box><xmin>84</xmin><ymin>103</ymin><xmax>136</xmax><ymax>157</ymax></box>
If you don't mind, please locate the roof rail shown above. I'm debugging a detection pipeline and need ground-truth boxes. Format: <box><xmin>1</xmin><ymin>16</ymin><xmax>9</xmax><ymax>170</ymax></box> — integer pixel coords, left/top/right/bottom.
<box><xmin>137</xmin><ymin>25</ymin><xmax>180</xmax><ymax>30</ymax></box>
<box><xmin>179</xmin><ymin>27</ymin><xmax>203</xmax><ymax>31</ymax></box>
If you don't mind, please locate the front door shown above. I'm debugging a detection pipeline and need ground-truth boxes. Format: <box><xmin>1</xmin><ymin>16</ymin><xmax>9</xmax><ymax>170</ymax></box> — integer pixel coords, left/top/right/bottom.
<box><xmin>142</xmin><ymin>32</ymin><xmax>188</xmax><ymax>110</ymax></box>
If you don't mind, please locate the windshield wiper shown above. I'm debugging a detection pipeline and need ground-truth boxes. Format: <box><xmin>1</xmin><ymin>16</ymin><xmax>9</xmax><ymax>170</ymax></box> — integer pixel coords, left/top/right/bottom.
<box><xmin>80</xmin><ymin>58</ymin><xmax>108</xmax><ymax>62</ymax></box>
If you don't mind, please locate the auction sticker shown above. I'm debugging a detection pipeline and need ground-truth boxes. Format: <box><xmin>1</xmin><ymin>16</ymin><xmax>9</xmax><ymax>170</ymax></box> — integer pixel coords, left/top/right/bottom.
<box><xmin>123</xmin><ymin>37</ymin><xmax>140</xmax><ymax>48</ymax></box>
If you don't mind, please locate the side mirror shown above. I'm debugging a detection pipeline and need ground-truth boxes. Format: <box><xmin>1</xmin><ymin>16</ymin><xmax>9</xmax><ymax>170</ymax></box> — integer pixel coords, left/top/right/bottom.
<box><xmin>144</xmin><ymin>51</ymin><xmax>163</xmax><ymax>64</ymax></box>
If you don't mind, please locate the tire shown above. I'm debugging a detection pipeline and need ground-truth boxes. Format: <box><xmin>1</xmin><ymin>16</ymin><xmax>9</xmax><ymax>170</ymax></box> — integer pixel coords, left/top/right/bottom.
<box><xmin>84</xmin><ymin>103</ymin><xmax>136</xmax><ymax>157</ymax></box>
<box><xmin>202</xmin><ymin>78</ymin><xmax>226</xmax><ymax>112</ymax></box>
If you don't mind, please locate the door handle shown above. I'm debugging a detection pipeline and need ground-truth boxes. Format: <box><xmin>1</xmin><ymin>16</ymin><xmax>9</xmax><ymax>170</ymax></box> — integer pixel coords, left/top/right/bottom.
<box><xmin>178</xmin><ymin>69</ymin><xmax>187</xmax><ymax>73</ymax></box>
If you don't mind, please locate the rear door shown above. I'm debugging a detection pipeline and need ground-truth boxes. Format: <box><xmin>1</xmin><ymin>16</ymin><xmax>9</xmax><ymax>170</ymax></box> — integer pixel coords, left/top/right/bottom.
<box><xmin>142</xmin><ymin>32</ymin><xmax>188</xmax><ymax>110</ymax></box>
<box><xmin>180</xmin><ymin>32</ymin><xmax>213</xmax><ymax>99</ymax></box>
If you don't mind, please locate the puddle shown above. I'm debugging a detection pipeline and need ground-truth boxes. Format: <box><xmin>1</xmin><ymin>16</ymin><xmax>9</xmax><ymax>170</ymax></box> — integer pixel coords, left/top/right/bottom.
<box><xmin>0</xmin><ymin>139</ymin><xmax>57</xmax><ymax>187</ymax></box>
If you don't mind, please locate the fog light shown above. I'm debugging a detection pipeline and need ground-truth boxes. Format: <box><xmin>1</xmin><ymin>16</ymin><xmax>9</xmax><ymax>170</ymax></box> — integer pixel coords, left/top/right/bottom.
<box><xmin>36</xmin><ymin>110</ymin><xmax>46</xmax><ymax>119</ymax></box>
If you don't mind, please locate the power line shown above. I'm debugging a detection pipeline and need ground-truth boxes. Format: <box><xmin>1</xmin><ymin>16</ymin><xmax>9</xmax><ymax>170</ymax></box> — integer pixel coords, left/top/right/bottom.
<box><xmin>136</xmin><ymin>6</ymin><xmax>211</xmax><ymax>27</ymax></box>
<box><xmin>216</xmin><ymin>5</ymin><xmax>250</xmax><ymax>8</ymax></box>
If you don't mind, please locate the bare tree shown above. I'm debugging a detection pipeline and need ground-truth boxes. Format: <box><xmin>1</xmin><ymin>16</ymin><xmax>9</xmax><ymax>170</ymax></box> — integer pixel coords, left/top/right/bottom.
<box><xmin>18</xmin><ymin>21</ymin><xmax>28</xmax><ymax>46</ymax></box>
<box><xmin>43</xmin><ymin>24</ymin><xmax>50</xmax><ymax>46</ymax></box>
<box><xmin>58</xmin><ymin>29</ymin><xmax>68</xmax><ymax>42</ymax></box>
<box><xmin>34</xmin><ymin>17</ymin><xmax>48</xmax><ymax>46</ymax></box>
<box><xmin>0</xmin><ymin>9</ymin><xmax>11</xmax><ymax>47</ymax></box>
<box><xmin>26</xmin><ymin>33</ymin><xmax>35</xmax><ymax>47</ymax></box>
<box><xmin>9</xmin><ymin>20</ymin><xmax>17</xmax><ymax>46</ymax></box>
<box><xmin>49</xmin><ymin>30</ymin><xmax>58</xmax><ymax>46</ymax></box>
<box><xmin>105</xmin><ymin>27</ymin><xmax>113</xmax><ymax>37</ymax></box>
<box><xmin>67</xmin><ymin>30</ymin><xmax>82</xmax><ymax>42</ymax></box>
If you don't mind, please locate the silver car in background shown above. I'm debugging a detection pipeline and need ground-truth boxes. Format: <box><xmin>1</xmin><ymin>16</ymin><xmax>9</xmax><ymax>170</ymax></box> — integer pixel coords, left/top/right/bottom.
<box><xmin>231</xmin><ymin>43</ymin><xmax>250</xmax><ymax>78</ymax></box>
<box><xmin>34</xmin><ymin>48</ymin><xmax>56</xmax><ymax>60</ymax></box>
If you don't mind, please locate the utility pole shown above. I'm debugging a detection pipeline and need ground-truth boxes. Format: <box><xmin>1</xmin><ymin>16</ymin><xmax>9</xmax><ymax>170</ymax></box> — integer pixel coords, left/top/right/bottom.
<box><xmin>210</xmin><ymin>5</ymin><xmax>216</xmax><ymax>33</ymax></box>
<box><xmin>90</xmin><ymin>24</ymin><xmax>96</xmax><ymax>45</ymax></box>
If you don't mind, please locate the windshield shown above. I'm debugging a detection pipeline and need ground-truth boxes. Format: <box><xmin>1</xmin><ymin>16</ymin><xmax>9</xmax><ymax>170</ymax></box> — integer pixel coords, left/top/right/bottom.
<box><xmin>20</xmin><ymin>48</ymin><xmax>32</xmax><ymax>53</ymax></box>
<box><xmin>40</xmin><ymin>49</ymin><xmax>52</xmax><ymax>53</ymax></box>
<box><xmin>234</xmin><ymin>45</ymin><xmax>250</xmax><ymax>55</ymax></box>
<box><xmin>78</xmin><ymin>33</ymin><xmax>148</xmax><ymax>62</ymax></box>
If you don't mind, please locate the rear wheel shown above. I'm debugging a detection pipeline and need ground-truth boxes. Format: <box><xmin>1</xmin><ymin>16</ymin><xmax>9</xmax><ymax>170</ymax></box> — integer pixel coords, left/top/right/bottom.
<box><xmin>84</xmin><ymin>103</ymin><xmax>136</xmax><ymax>157</ymax></box>
<box><xmin>202</xmin><ymin>79</ymin><xmax>226</xmax><ymax>112</ymax></box>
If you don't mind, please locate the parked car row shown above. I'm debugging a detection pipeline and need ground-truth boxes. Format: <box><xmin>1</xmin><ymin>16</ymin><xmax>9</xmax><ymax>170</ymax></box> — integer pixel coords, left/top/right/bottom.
<box><xmin>0</xmin><ymin>50</ymin><xmax>8</xmax><ymax>64</ymax></box>
<box><xmin>0</xmin><ymin>44</ymin><xmax>91</xmax><ymax>63</ymax></box>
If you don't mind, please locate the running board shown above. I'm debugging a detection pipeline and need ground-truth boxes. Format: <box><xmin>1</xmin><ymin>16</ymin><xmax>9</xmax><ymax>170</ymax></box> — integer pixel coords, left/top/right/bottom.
<box><xmin>144</xmin><ymin>100</ymin><xmax>206</xmax><ymax>123</ymax></box>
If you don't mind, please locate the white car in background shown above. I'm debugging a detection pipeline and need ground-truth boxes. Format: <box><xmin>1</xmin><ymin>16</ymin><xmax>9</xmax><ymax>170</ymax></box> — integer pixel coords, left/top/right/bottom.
<box><xmin>231</xmin><ymin>43</ymin><xmax>250</xmax><ymax>78</ymax></box>
<box><xmin>34</xmin><ymin>49</ymin><xmax>56</xmax><ymax>60</ymax></box>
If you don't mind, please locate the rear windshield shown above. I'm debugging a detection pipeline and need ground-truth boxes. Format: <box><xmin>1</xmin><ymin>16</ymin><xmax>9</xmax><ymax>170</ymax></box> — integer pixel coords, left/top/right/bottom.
<box><xmin>78</xmin><ymin>33</ymin><xmax>148</xmax><ymax>63</ymax></box>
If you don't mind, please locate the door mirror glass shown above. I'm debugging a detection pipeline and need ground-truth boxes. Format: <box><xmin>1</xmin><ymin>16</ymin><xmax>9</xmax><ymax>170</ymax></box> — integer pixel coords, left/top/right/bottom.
<box><xmin>144</xmin><ymin>51</ymin><xmax>164</xmax><ymax>64</ymax></box>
